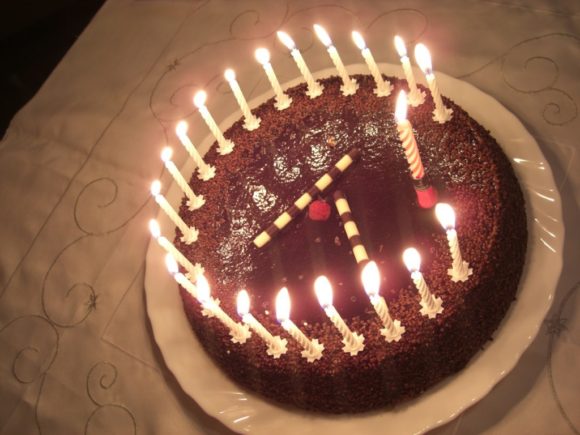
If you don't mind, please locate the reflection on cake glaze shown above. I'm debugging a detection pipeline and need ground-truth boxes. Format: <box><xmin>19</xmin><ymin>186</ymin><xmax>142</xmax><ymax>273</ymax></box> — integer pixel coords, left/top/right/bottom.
<box><xmin>273</xmin><ymin>155</ymin><xmax>300</xmax><ymax>183</ymax></box>
<box><xmin>305</xmin><ymin>142</ymin><xmax>332</xmax><ymax>172</ymax></box>
<box><xmin>249</xmin><ymin>184</ymin><xmax>278</xmax><ymax>212</ymax></box>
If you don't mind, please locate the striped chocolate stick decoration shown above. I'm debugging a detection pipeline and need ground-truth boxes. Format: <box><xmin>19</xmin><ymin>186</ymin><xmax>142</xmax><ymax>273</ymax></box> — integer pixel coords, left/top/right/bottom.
<box><xmin>253</xmin><ymin>148</ymin><xmax>361</xmax><ymax>248</ymax></box>
<box><xmin>333</xmin><ymin>190</ymin><xmax>369</xmax><ymax>266</ymax></box>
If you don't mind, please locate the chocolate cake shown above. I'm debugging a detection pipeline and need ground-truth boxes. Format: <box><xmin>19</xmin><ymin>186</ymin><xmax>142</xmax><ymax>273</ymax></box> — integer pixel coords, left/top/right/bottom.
<box><xmin>174</xmin><ymin>74</ymin><xmax>527</xmax><ymax>413</ymax></box>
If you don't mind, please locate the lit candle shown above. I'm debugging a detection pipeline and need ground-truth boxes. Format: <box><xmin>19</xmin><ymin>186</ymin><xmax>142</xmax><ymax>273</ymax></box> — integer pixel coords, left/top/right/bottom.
<box><xmin>414</xmin><ymin>43</ymin><xmax>453</xmax><ymax>123</ymax></box>
<box><xmin>435</xmin><ymin>203</ymin><xmax>473</xmax><ymax>282</ymax></box>
<box><xmin>351</xmin><ymin>31</ymin><xmax>392</xmax><ymax>97</ymax></box>
<box><xmin>361</xmin><ymin>261</ymin><xmax>405</xmax><ymax>342</ymax></box>
<box><xmin>224</xmin><ymin>69</ymin><xmax>261</xmax><ymax>131</ymax></box>
<box><xmin>402</xmin><ymin>248</ymin><xmax>444</xmax><ymax>319</ymax></box>
<box><xmin>314</xmin><ymin>276</ymin><xmax>364</xmax><ymax>355</ymax></box>
<box><xmin>393</xmin><ymin>35</ymin><xmax>425</xmax><ymax>107</ymax></box>
<box><xmin>196</xmin><ymin>273</ymin><xmax>252</xmax><ymax>344</ymax></box>
<box><xmin>275</xmin><ymin>287</ymin><xmax>324</xmax><ymax>362</ymax></box>
<box><xmin>150</xmin><ymin>180</ymin><xmax>198</xmax><ymax>244</ymax></box>
<box><xmin>165</xmin><ymin>253</ymin><xmax>198</xmax><ymax>299</ymax></box>
<box><xmin>160</xmin><ymin>147</ymin><xmax>205</xmax><ymax>211</ymax></box>
<box><xmin>149</xmin><ymin>219</ymin><xmax>203</xmax><ymax>280</ymax></box>
<box><xmin>175</xmin><ymin>121</ymin><xmax>215</xmax><ymax>181</ymax></box>
<box><xmin>313</xmin><ymin>24</ymin><xmax>358</xmax><ymax>96</ymax></box>
<box><xmin>237</xmin><ymin>289</ymin><xmax>287</xmax><ymax>358</ymax></box>
<box><xmin>394</xmin><ymin>91</ymin><xmax>438</xmax><ymax>209</ymax></box>
<box><xmin>277</xmin><ymin>31</ymin><xmax>323</xmax><ymax>98</ymax></box>
<box><xmin>255</xmin><ymin>48</ymin><xmax>292</xmax><ymax>110</ymax></box>
<box><xmin>193</xmin><ymin>91</ymin><xmax>234</xmax><ymax>155</ymax></box>
<box><xmin>395</xmin><ymin>91</ymin><xmax>425</xmax><ymax>181</ymax></box>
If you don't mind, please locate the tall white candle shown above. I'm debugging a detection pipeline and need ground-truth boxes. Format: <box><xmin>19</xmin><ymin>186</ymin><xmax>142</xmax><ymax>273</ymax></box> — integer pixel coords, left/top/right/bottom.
<box><xmin>361</xmin><ymin>261</ymin><xmax>405</xmax><ymax>342</ymax></box>
<box><xmin>161</xmin><ymin>147</ymin><xmax>205</xmax><ymax>211</ymax></box>
<box><xmin>351</xmin><ymin>31</ymin><xmax>392</xmax><ymax>97</ymax></box>
<box><xmin>149</xmin><ymin>219</ymin><xmax>203</xmax><ymax>280</ymax></box>
<box><xmin>314</xmin><ymin>276</ymin><xmax>364</xmax><ymax>355</ymax></box>
<box><xmin>277</xmin><ymin>31</ymin><xmax>323</xmax><ymax>99</ymax></box>
<box><xmin>224</xmin><ymin>69</ymin><xmax>261</xmax><ymax>131</ymax></box>
<box><xmin>402</xmin><ymin>248</ymin><xmax>443</xmax><ymax>319</ymax></box>
<box><xmin>195</xmin><ymin>274</ymin><xmax>252</xmax><ymax>344</ymax></box>
<box><xmin>275</xmin><ymin>287</ymin><xmax>324</xmax><ymax>362</ymax></box>
<box><xmin>435</xmin><ymin>203</ymin><xmax>473</xmax><ymax>282</ymax></box>
<box><xmin>393</xmin><ymin>36</ymin><xmax>425</xmax><ymax>107</ymax></box>
<box><xmin>255</xmin><ymin>48</ymin><xmax>292</xmax><ymax>111</ymax></box>
<box><xmin>237</xmin><ymin>290</ymin><xmax>287</xmax><ymax>358</ymax></box>
<box><xmin>414</xmin><ymin>43</ymin><xmax>453</xmax><ymax>123</ymax></box>
<box><xmin>313</xmin><ymin>24</ymin><xmax>358</xmax><ymax>96</ymax></box>
<box><xmin>175</xmin><ymin>121</ymin><xmax>215</xmax><ymax>181</ymax></box>
<box><xmin>150</xmin><ymin>180</ymin><xmax>198</xmax><ymax>244</ymax></box>
<box><xmin>193</xmin><ymin>91</ymin><xmax>234</xmax><ymax>155</ymax></box>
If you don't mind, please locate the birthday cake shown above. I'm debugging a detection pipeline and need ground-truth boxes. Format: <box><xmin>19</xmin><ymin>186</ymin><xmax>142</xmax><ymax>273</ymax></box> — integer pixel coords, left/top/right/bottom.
<box><xmin>170</xmin><ymin>70</ymin><xmax>527</xmax><ymax>413</ymax></box>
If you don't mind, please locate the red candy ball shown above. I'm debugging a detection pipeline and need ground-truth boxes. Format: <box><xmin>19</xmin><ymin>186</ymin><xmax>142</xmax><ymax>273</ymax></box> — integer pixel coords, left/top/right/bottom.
<box><xmin>308</xmin><ymin>199</ymin><xmax>331</xmax><ymax>221</ymax></box>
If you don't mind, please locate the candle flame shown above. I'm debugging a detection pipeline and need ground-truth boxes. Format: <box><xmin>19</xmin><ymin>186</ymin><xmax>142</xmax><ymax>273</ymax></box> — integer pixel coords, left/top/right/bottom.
<box><xmin>403</xmin><ymin>247</ymin><xmax>421</xmax><ymax>273</ymax></box>
<box><xmin>361</xmin><ymin>261</ymin><xmax>381</xmax><ymax>298</ymax></box>
<box><xmin>395</xmin><ymin>91</ymin><xmax>408</xmax><ymax>122</ymax></box>
<box><xmin>394</xmin><ymin>35</ymin><xmax>407</xmax><ymax>58</ymax></box>
<box><xmin>277</xmin><ymin>31</ymin><xmax>295</xmax><ymax>50</ymax></box>
<box><xmin>148</xmin><ymin>219</ymin><xmax>161</xmax><ymax>239</ymax></box>
<box><xmin>255</xmin><ymin>47</ymin><xmax>271</xmax><ymax>65</ymax></box>
<box><xmin>160</xmin><ymin>146</ymin><xmax>173</xmax><ymax>162</ymax></box>
<box><xmin>224</xmin><ymin>68</ymin><xmax>236</xmax><ymax>82</ymax></box>
<box><xmin>351</xmin><ymin>31</ymin><xmax>366</xmax><ymax>50</ymax></box>
<box><xmin>236</xmin><ymin>289</ymin><xmax>251</xmax><ymax>317</ymax></box>
<box><xmin>196</xmin><ymin>274</ymin><xmax>211</xmax><ymax>304</ymax></box>
<box><xmin>313</xmin><ymin>24</ymin><xmax>332</xmax><ymax>47</ymax></box>
<box><xmin>165</xmin><ymin>253</ymin><xmax>178</xmax><ymax>275</ymax></box>
<box><xmin>414</xmin><ymin>43</ymin><xmax>432</xmax><ymax>75</ymax></box>
<box><xmin>175</xmin><ymin>120</ymin><xmax>188</xmax><ymax>137</ymax></box>
<box><xmin>275</xmin><ymin>287</ymin><xmax>291</xmax><ymax>323</ymax></box>
<box><xmin>435</xmin><ymin>203</ymin><xmax>456</xmax><ymax>230</ymax></box>
<box><xmin>150</xmin><ymin>180</ymin><xmax>161</xmax><ymax>196</ymax></box>
<box><xmin>314</xmin><ymin>275</ymin><xmax>333</xmax><ymax>309</ymax></box>
<box><xmin>193</xmin><ymin>90</ymin><xmax>207</xmax><ymax>108</ymax></box>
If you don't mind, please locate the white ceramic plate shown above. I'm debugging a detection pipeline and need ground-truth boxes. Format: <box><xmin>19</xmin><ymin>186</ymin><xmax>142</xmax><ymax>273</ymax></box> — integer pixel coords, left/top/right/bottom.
<box><xmin>144</xmin><ymin>64</ymin><xmax>564</xmax><ymax>434</ymax></box>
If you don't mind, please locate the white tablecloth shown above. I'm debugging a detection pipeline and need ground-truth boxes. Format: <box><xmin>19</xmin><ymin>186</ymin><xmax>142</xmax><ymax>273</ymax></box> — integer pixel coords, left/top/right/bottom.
<box><xmin>1</xmin><ymin>1</ymin><xmax>578</xmax><ymax>433</ymax></box>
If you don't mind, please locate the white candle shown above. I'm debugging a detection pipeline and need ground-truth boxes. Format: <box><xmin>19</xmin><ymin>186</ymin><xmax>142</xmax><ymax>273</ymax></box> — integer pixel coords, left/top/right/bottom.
<box><xmin>313</xmin><ymin>24</ymin><xmax>358</xmax><ymax>96</ymax></box>
<box><xmin>193</xmin><ymin>91</ymin><xmax>234</xmax><ymax>155</ymax></box>
<box><xmin>435</xmin><ymin>203</ymin><xmax>473</xmax><ymax>282</ymax></box>
<box><xmin>149</xmin><ymin>219</ymin><xmax>203</xmax><ymax>280</ymax></box>
<box><xmin>237</xmin><ymin>290</ymin><xmax>287</xmax><ymax>358</ymax></box>
<box><xmin>402</xmin><ymin>248</ymin><xmax>443</xmax><ymax>319</ymax></box>
<box><xmin>160</xmin><ymin>147</ymin><xmax>205</xmax><ymax>211</ymax></box>
<box><xmin>165</xmin><ymin>254</ymin><xmax>199</xmax><ymax>298</ymax></box>
<box><xmin>195</xmin><ymin>274</ymin><xmax>251</xmax><ymax>344</ymax></box>
<box><xmin>275</xmin><ymin>287</ymin><xmax>324</xmax><ymax>362</ymax></box>
<box><xmin>414</xmin><ymin>43</ymin><xmax>453</xmax><ymax>123</ymax></box>
<box><xmin>224</xmin><ymin>69</ymin><xmax>261</xmax><ymax>131</ymax></box>
<box><xmin>255</xmin><ymin>48</ymin><xmax>292</xmax><ymax>111</ymax></box>
<box><xmin>394</xmin><ymin>91</ymin><xmax>425</xmax><ymax>180</ymax></box>
<box><xmin>351</xmin><ymin>31</ymin><xmax>392</xmax><ymax>97</ymax></box>
<box><xmin>393</xmin><ymin>35</ymin><xmax>425</xmax><ymax>107</ymax></box>
<box><xmin>361</xmin><ymin>261</ymin><xmax>405</xmax><ymax>342</ymax></box>
<box><xmin>175</xmin><ymin>121</ymin><xmax>215</xmax><ymax>181</ymax></box>
<box><xmin>150</xmin><ymin>180</ymin><xmax>198</xmax><ymax>244</ymax></box>
<box><xmin>314</xmin><ymin>276</ymin><xmax>364</xmax><ymax>355</ymax></box>
<box><xmin>277</xmin><ymin>31</ymin><xmax>323</xmax><ymax>99</ymax></box>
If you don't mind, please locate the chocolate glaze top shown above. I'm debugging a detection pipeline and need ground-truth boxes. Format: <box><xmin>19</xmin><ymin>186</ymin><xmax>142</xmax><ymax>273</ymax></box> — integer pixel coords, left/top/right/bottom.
<box><xmin>178</xmin><ymin>74</ymin><xmax>515</xmax><ymax>323</ymax></box>
<box><xmin>174</xmin><ymin>74</ymin><xmax>527</xmax><ymax>413</ymax></box>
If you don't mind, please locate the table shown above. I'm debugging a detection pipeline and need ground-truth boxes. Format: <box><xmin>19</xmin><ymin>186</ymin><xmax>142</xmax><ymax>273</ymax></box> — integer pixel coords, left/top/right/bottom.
<box><xmin>1</xmin><ymin>1</ymin><xmax>578</xmax><ymax>434</ymax></box>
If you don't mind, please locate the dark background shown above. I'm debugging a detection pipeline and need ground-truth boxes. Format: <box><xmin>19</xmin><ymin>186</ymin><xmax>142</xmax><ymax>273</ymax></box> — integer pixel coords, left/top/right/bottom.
<box><xmin>0</xmin><ymin>0</ymin><xmax>106</xmax><ymax>136</ymax></box>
